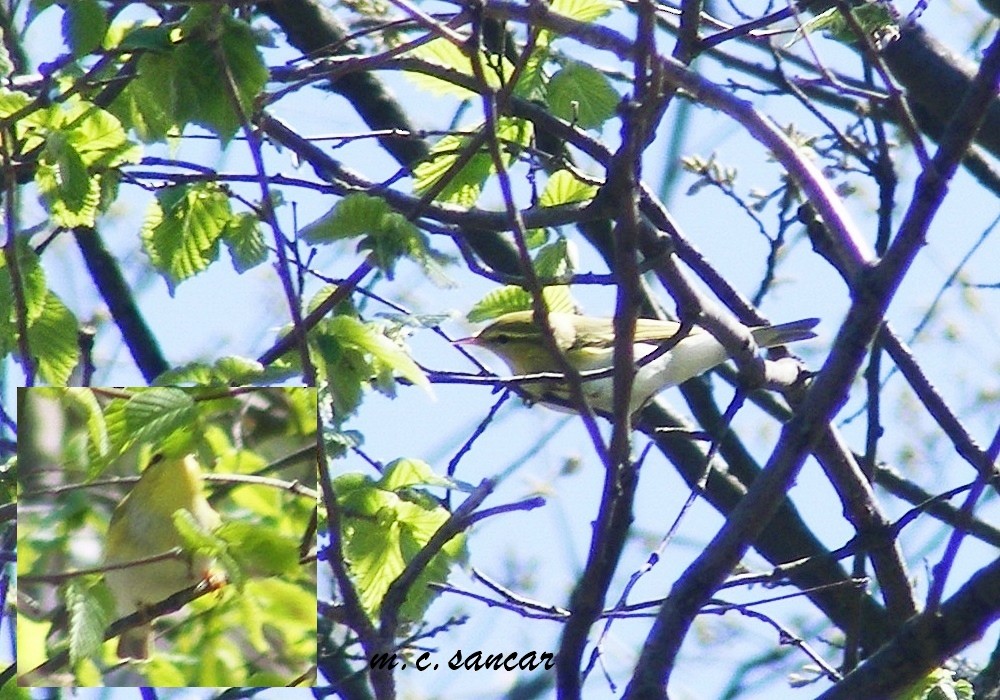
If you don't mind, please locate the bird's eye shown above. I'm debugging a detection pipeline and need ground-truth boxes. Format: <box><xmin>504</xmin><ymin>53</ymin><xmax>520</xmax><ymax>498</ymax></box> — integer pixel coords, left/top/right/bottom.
<box><xmin>493</xmin><ymin>333</ymin><xmax>511</xmax><ymax>344</ymax></box>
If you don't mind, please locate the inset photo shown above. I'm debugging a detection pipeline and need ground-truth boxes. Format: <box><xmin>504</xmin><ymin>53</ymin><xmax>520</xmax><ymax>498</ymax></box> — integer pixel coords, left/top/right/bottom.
<box><xmin>0</xmin><ymin>438</ymin><xmax>13</xmax><ymax>688</ymax></box>
<box><xmin>16</xmin><ymin>387</ymin><xmax>318</xmax><ymax>687</ymax></box>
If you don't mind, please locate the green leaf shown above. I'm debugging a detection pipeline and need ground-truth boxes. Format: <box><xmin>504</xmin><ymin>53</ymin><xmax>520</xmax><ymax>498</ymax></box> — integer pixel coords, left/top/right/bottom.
<box><xmin>524</xmin><ymin>226</ymin><xmax>550</xmax><ymax>249</ymax></box>
<box><xmin>153</xmin><ymin>355</ymin><xmax>265</xmax><ymax>386</ymax></box>
<box><xmin>549</xmin><ymin>0</ymin><xmax>621</xmax><ymax>21</ymax></box>
<box><xmin>174</xmin><ymin>10</ymin><xmax>267</xmax><ymax>142</ymax></box>
<box><xmin>111</xmin><ymin>11</ymin><xmax>265</xmax><ymax>143</ymax></box>
<box><xmin>62</xmin><ymin>389</ymin><xmax>111</xmax><ymax>460</ymax></box>
<box><xmin>412</xmin><ymin>117</ymin><xmax>533</xmax><ymax>206</ymax></box>
<box><xmin>404</xmin><ymin>38</ymin><xmax>478</xmax><ymax>97</ymax></box>
<box><xmin>242</xmin><ymin>578</ymin><xmax>316</xmax><ymax>654</ymax></box>
<box><xmin>142</xmin><ymin>657</ymin><xmax>188</xmax><ymax>686</ymax></box>
<box><xmin>467</xmin><ymin>285</ymin><xmax>578</xmax><ymax>322</ymax></box>
<box><xmin>62</xmin><ymin>0</ymin><xmax>108</xmax><ymax>56</ymax></box>
<box><xmin>217</xmin><ymin>521</ymin><xmax>299</xmax><ymax>576</ymax></box>
<box><xmin>512</xmin><ymin>43</ymin><xmax>549</xmax><ymax>100</ymax></box>
<box><xmin>301</xmin><ymin>193</ymin><xmax>453</xmax><ymax>282</ymax></box>
<box><xmin>0</xmin><ymin>245</ymin><xmax>71</xmax><ymax>387</ymax></box>
<box><xmin>789</xmin><ymin>4</ymin><xmax>897</xmax><ymax>46</ymax></box>
<box><xmin>300</xmin><ymin>193</ymin><xmax>395</xmax><ymax>242</ymax></box>
<box><xmin>325</xmin><ymin>428</ymin><xmax>364</xmax><ymax>459</ymax></box>
<box><xmin>404</xmin><ymin>37</ymin><xmax>515</xmax><ymax>97</ymax></box>
<box><xmin>0</xmin><ymin>39</ymin><xmax>13</xmax><ymax>78</ymax></box>
<box><xmin>98</xmin><ymin>169</ymin><xmax>122</xmax><ymax>212</ymax></box>
<box><xmin>26</xmin><ymin>292</ymin><xmax>80</xmax><ymax>385</ymax></box>
<box><xmin>0</xmin><ymin>89</ymin><xmax>32</xmax><ymax>119</ymax></box>
<box><xmin>333</xmin><ymin>316</ymin><xmax>430</xmax><ymax>393</ymax></box>
<box><xmin>893</xmin><ymin>669</ymin><xmax>974</xmax><ymax>700</ymax></box>
<box><xmin>311</xmin><ymin>315</ymin><xmax>431</xmax><ymax>416</ymax></box>
<box><xmin>540</xmin><ymin>169</ymin><xmax>599</xmax><ymax>206</ymax></box>
<box><xmin>0</xmin><ymin>238</ymin><xmax>49</xmax><ymax>346</ymax></box>
<box><xmin>37</xmin><ymin>135</ymin><xmax>97</xmax><ymax>228</ymax></box>
<box><xmin>113</xmin><ymin>51</ymin><xmax>179</xmax><ymax>142</ymax></box>
<box><xmin>222</xmin><ymin>211</ymin><xmax>267</xmax><ymax>272</ymax></box>
<box><xmin>63</xmin><ymin>99</ymin><xmax>141</xmax><ymax>169</ymax></box>
<box><xmin>547</xmin><ymin>61</ymin><xmax>619</xmax><ymax>130</ymax></box>
<box><xmin>335</xmin><ymin>472</ymin><xmax>467</xmax><ymax>622</ymax></box>
<box><xmin>114</xmin><ymin>22</ymin><xmax>172</xmax><ymax>52</ymax></box>
<box><xmin>174</xmin><ymin>508</ymin><xmax>244</xmax><ymax>591</ymax></box>
<box><xmin>141</xmin><ymin>183</ymin><xmax>231</xmax><ymax>293</ymax></box>
<box><xmin>534</xmin><ymin>237</ymin><xmax>578</xmax><ymax>278</ymax></box>
<box><xmin>412</xmin><ymin>131</ymin><xmax>490</xmax><ymax>207</ymax></box>
<box><xmin>120</xmin><ymin>388</ymin><xmax>199</xmax><ymax>450</ymax></box>
<box><xmin>35</xmin><ymin>164</ymin><xmax>101</xmax><ymax>229</ymax></box>
<box><xmin>381</xmin><ymin>458</ymin><xmax>466</xmax><ymax>491</ymax></box>
<box><xmin>26</xmin><ymin>98</ymin><xmax>139</xmax><ymax>226</ymax></box>
<box><xmin>66</xmin><ymin>577</ymin><xmax>110</xmax><ymax>664</ymax></box>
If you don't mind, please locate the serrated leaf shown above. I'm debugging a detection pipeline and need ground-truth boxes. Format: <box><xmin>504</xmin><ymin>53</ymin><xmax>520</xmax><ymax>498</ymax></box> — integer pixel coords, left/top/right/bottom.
<box><xmin>0</xmin><ymin>238</ymin><xmax>49</xmax><ymax>339</ymax></box>
<box><xmin>404</xmin><ymin>37</ymin><xmax>514</xmax><ymax>97</ymax></box>
<box><xmin>328</xmin><ymin>316</ymin><xmax>431</xmax><ymax>394</ymax></box>
<box><xmin>312</xmin><ymin>315</ymin><xmax>431</xmax><ymax>416</ymax></box>
<box><xmin>153</xmin><ymin>355</ymin><xmax>265</xmax><ymax>386</ymax></box>
<box><xmin>550</xmin><ymin>0</ymin><xmax>621</xmax><ymax>22</ymax></box>
<box><xmin>141</xmin><ymin>183</ymin><xmax>230</xmax><ymax>293</ymax></box>
<box><xmin>300</xmin><ymin>193</ymin><xmax>397</xmax><ymax>243</ymax></box>
<box><xmin>66</xmin><ymin>578</ymin><xmax>110</xmax><ymax>664</ymax></box>
<box><xmin>404</xmin><ymin>38</ymin><xmax>478</xmax><ymax>97</ymax></box>
<box><xmin>36</xmin><ymin>166</ymin><xmax>101</xmax><ymax>228</ymax></box>
<box><xmin>37</xmin><ymin>135</ymin><xmax>97</xmax><ymax>227</ymax></box>
<box><xmin>787</xmin><ymin>4</ymin><xmax>896</xmax><ymax>46</ymax></box>
<box><xmin>302</xmin><ymin>193</ymin><xmax>453</xmax><ymax>282</ymax></box>
<box><xmin>412</xmin><ymin>117</ymin><xmax>533</xmax><ymax>206</ymax></box>
<box><xmin>215</xmin><ymin>355</ymin><xmax>266</xmax><ymax>381</ymax></box>
<box><xmin>63</xmin><ymin>388</ymin><xmax>111</xmax><ymax>460</ymax></box>
<box><xmin>64</xmin><ymin>100</ymin><xmax>141</xmax><ymax>168</ymax></box>
<box><xmin>121</xmin><ymin>388</ymin><xmax>198</xmax><ymax>447</ymax></box>
<box><xmin>467</xmin><ymin>284</ymin><xmax>579</xmax><ymax>322</ymax></box>
<box><xmin>112</xmin><ymin>51</ymin><xmax>178</xmax><ymax>142</ymax></box>
<box><xmin>217</xmin><ymin>521</ymin><xmax>299</xmax><ymax>576</ymax></box>
<box><xmin>173</xmin><ymin>10</ymin><xmax>267</xmax><ymax>142</ymax></box>
<box><xmin>114</xmin><ymin>23</ymin><xmax>171</xmax><ymax>52</ymax></box>
<box><xmin>336</xmin><ymin>475</ymin><xmax>466</xmax><ymax>622</ymax></box>
<box><xmin>0</xmin><ymin>89</ymin><xmax>32</xmax><ymax>119</ymax></box>
<box><xmin>512</xmin><ymin>40</ymin><xmax>549</xmax><ymax>100</ymax></box>
<box><xmin>222</xmin><ymin>211</ymin><xmax>267</xmax><ymax>272</ymax></box>
<box><xmin>0</xmin><ymin>40</ymin><xmax>12</xmax><ymax>78</ymax></box>
<box><xmin>28</xmin><ymin>99</ymin><xmax>139</xmax><ymax>226</ymax></box>
<box><xmin>62</xmin><ymin>0</ymin><xmax>108</xmax><ymax>56</ymax></box>
<box><xmin>26</xmin><ymin>292</ymin><xmax>80</xmax><ymax>385</ymax></box>
<box><xmin>380</xmin><ymin>458</ymin><xmax>460</xmax><ymax>491</ymax></box>
<box><xmin>540</xmin><ymin>169</ymin><xmax>599</xmax><ymax>206</ymax></box>
<box><xmin>534</xmin><ymin>238</ymin><xmax>577</xmax><ymax>278</ymax></box>
<box><xmin>411</xmin><ymin>131</ymin><xmax>490</xmax><ymax>207</ymax></box>
<box><xmin>547</xmin><ymin>61</ymin><xmax>619</xmax><ymax>130</ymax></box>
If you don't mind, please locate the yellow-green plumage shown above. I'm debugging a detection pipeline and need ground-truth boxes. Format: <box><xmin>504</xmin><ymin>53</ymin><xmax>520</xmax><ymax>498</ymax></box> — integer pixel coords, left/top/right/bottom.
<box><xmin>463</xmin><ymin>311</ymin><xmax>818</xmax><ymax>416</ymax></box>
<box><xmin>103</xmin><ymin>453</ymin><xmax>221</xmax><ymax>659</ymax></box>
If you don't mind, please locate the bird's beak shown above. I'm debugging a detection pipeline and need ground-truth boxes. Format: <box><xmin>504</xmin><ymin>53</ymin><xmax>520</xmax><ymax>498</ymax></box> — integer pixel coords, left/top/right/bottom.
<box><xmin>453</xmin><ymin>336</ymin><xmax>479</xmax><ymax>346</ymax></box>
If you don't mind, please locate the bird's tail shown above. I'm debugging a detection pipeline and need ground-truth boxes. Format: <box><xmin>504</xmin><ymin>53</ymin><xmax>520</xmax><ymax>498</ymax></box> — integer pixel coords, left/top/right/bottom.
<box><xmin>752</xmin><ymin>318</ymin><xmax>820</xmax><ymax>348</ymax></box>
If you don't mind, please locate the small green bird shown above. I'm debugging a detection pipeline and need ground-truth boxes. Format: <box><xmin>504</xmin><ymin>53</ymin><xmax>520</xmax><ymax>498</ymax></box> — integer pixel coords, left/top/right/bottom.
<box><xmin>103</xmin><ymin>453</ymin><xmax>221</xmax><ymax>659</ymax></box>
<box><xmin>459</xmin><ymin>311</ymin><xmax>818</xmax><ymax>416</ymax></box>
